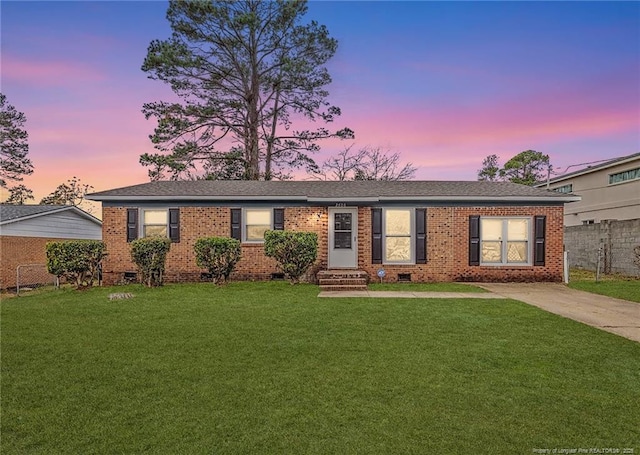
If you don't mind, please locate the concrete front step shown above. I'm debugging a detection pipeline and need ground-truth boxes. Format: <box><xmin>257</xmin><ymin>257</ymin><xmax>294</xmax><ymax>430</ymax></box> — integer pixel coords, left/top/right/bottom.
<box><xmin>318</xmin><ymin>278</ymin><xmax>367</xmax><ymax>286</ymax></box>
<box><xmin>317</xmin><ymin>270</ymin><xmax>369</xmax><ymax>279</ymax></box>
<box><xmin>320</xmin><ymin>284</ymin><xmax>369</xmax><ymax>292</ymax></box>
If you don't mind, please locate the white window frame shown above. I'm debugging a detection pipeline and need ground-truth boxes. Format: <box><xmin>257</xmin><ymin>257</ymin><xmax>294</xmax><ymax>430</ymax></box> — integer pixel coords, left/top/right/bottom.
<box><xmin>382</xmin><ymin>208</ymin><xmax>415</xmax><ymax>264</ymax></box>
<box><xmin>553</xmin><ymin>184</ymin><xmax>573</xmax><ymax>194</ymax></box>
<box><xmin>141</xmin><ymin>208</ymin><xmax>169</xmax><ymax>238</ymax></box>
<box><xmin>608</xmin><ymin>167</ymin><xmax>640</xmax><ymax>185</ymax></box>
<box><xmin>480</xmin><ymin>217</ymin><xmax>532</xmax><ymax>266</ymax></box>
<box><xmin>243</xmin><ymin>208</ymin><xmax>273</xmax><ymax>243</ymax></box>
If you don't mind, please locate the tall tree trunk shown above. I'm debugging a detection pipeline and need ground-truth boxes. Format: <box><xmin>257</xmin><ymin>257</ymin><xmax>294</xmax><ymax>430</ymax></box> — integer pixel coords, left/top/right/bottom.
<box><xmin>264</xmin><ymin>86</ymin><xmax>281</xmax><ymax>181</ymax></box>
<box><xmin>246</xmin><ymin>18</ymin><xmax>261</xmax><ymax>180</ymax></box>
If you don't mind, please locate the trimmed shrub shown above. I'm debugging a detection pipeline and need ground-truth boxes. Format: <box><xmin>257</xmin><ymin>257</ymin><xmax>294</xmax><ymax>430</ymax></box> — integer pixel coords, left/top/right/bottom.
<box><xmin>130</xmin><ymin>237</ymin><xmax>171</xmax><ymax>287</ymax></box>
<box><xmin>194</xmin><ymin>237</ymin><xmax>241</xmax><ymax>284</ymax></box>
<box><xmin>264</xmin><ymin>230</ymin><xmax>318</xmax><ymax>284</ymax></box>
<box><xmin>46</xmin><ymin>240</ymin><xmax>107</xmax><ymax>289</ymax></box>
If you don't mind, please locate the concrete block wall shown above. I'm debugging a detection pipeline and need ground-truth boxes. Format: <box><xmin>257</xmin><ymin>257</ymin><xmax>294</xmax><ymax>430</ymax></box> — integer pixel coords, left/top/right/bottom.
<box><xmin>565</xmin><ymin>219</ymin><xmax>640</xmax><ymax>277</ymax></box>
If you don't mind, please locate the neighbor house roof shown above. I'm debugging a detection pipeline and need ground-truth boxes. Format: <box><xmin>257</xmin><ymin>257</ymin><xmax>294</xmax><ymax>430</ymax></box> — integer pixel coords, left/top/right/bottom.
<box><xmin>535</xmin><ymin>152</ymin><xmax>640</xmax><ymax>186</ymax></box>
<box><xmin>87</xmin><ymin>180</ymin><xmax>580</xmax><ymax>203</ymax></box>
<box><xmin>0</xmin><ymin>204</ymin><xmax>102</xmax><ymax>226</ymax></box>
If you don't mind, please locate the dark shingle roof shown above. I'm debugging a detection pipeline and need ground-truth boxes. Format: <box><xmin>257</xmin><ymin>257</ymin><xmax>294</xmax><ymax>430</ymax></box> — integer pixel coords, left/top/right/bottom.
<box><xmin>87</xmin><ymin>180</ymin><xmax>579</xmax><ymax>203</ymax></box>
<box><xmin>0</xmin><ymin>204</ymin><xmax>102</xmax><ymax>225</ymax></box>
<box><xmin>0</xmin><ymin>204</ymin><xmax>72</xmax><ymax>223</ymax></box>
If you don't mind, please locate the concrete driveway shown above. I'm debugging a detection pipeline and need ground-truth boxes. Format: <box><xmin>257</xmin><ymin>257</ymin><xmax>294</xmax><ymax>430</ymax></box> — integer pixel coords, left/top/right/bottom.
<box><xmin>478</xmin><ymin>283</ymin><xmax>640</xmax><ymax>343</ymax></box>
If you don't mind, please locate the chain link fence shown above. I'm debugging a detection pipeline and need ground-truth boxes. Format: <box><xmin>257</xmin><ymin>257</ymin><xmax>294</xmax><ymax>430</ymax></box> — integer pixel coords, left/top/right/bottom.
<box><xmin>16</xmin><ymin>264</ymin><xmax>57</xmax><ymax>295</ymax></box>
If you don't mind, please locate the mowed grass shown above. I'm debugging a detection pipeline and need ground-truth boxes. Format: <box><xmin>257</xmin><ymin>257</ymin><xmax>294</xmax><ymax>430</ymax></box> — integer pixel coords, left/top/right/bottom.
<box><xmin>569</xmin><ymin>269</ymin><xmax>640</xmax><ymax>303</ymax></box>
<box><xmin>2</xmin><ymin>283</ymin><xmax>639</xmax><ymax>454</ymax></box>
<box><xmin>368</xmin><ymin>281</ymin><xmax>486</xmax><ymax>292</ymax></box>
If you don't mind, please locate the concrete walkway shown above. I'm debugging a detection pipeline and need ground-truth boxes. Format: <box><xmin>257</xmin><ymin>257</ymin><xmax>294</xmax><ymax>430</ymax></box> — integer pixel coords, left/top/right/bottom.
<box><xmin>478</xmin><ymin>283</ymin><xmax>640</xmax><ymax>343</ymax></box>
<box><xmin>318</xmin><ymin>290</ymin><xmax>506</xmax><ymax>299</ymax></box>
<box><xmin>318</xmin><ymin>283</ymin><xmax>640</xmax><ymax>343</ymax></box>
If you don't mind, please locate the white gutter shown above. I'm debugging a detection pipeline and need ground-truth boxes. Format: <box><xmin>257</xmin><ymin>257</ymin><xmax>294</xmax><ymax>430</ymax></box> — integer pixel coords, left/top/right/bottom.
<box><xmin>87</xmin><ymin>195</ymin><xmax>309</xmax><ymax>202</ymax></box>
<box><xmin>378</xmin><ymin>195</ymin><xmax>581</xmax><ymax>202</ymax></box>
<box><xmin>88</xmin><ymin>195</ymin><xmax>580</xmax><ymax>203</ymax></box>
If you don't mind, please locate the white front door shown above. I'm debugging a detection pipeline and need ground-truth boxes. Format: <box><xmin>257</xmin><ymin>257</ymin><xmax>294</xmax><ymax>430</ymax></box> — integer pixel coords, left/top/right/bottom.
<box><xmin>328</xmin><ymin>207</ymin><xmax>358</xmax><ymax>268</ymax></box>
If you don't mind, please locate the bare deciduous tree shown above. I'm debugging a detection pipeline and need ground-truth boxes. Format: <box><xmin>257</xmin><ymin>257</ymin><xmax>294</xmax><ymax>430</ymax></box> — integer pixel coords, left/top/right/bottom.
<box><xmin>40</xmin><ymin>176</ymin><xmax>94</xmax><ymax>213</ymax></box>
<box><xmin>316</xmin><ymin>146</ymin><xmax>416</xmax><ymax>181</ymax></box>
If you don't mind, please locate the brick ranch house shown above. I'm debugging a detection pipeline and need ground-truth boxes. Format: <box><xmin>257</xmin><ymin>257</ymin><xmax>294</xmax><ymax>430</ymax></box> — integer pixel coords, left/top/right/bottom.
<box><xmin>0</xmin><ymin>204</ymin><xmax>102</xmax><ymax>290</ymax></box>
<box><xmin>87</xmin><ymin>180</ymin><xmax>580</xmax><ymax>285</ymax></box>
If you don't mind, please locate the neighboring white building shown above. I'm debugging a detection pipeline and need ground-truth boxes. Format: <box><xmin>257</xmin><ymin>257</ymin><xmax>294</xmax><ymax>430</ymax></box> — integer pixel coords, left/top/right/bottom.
<box><xmin>536</xmin><ymin>153</ymin><xmax>640</xmax><ymax>227</ymax></box>
<box><xmin>0</xmin><ymin>204</ymin><xmax>102</xmax><ymax>289</ymax></box>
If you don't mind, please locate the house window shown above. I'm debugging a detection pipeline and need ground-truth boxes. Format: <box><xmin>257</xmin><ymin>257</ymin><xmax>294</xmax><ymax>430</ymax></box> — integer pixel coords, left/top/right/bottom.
<box><xmin>127</xmin><ymin>208</ymin><xmax>179</xmax><ymax>243</ymax></box>
<box><xmin>480</xmin><ymin>218</ymin><xmax>530</xmax><ymax>265</ymax></box>
<box><xmin>245</xmin><ymin>209</ymin><xmax>272</xmax><ymax>242</ymax></box>
<box><xmin>609</xmin><ymin>167</ymin><xmax>640</xmax><ymax>185</ymax></box>
<box><xmin>143</xmin><ymin>210</ymin><xmax>168</xmax><ymax>237</ymax></box>
<box><xmin>553</xmin><ymin>184</ymin><xmax>573</xmax><ymax>193</ymax></box>
<box><xmin>372</xmin><ymin>208</ymin><xmax>426</xmax><ymax>265</ymax></box>
<box><xmin>230</xmin><ymin>208</ymin><xmax>283</xmax><ymax>242</ymax></box>
<box><xmin>334</xmin><ymin>213</ymin><xmax>353</xmax><ymax>249</ymax></box>
<box><xmin>384</xmin><ymin>208</ymin><xmax>413</xmax><ymax>263</ymax></box>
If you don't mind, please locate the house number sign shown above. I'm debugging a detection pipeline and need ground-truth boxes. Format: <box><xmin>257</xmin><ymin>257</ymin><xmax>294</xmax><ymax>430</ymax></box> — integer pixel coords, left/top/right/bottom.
<box><xmin>335</xmin><ymin>202</ymin><xmax>346</xmax><ymax>207</ymax></box>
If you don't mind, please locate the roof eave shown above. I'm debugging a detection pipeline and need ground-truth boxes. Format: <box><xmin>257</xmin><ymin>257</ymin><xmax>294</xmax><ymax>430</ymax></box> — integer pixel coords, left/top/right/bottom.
<box><xmin>87</xmin><ymin>195</ymin><xmax>309</xmax><ymax>202</ymax></box>
<box><xmin>0</xmin><ymin>206</ymin><xmax>102</xmax><ymax>227</ymax></box>
<box><xmin>380</xmin><ymin>195</ymin><xmax>581</xmax><ymax>202</ymax></box>
<box><xmin>88</xmin><ymin>195</ymin><xmax>581</xmax><ymax>203</ymax></box>
<box><xmin>538</xmin><ymin>153</ymin><xmax>640</xmax><ymax>185</ymax></box>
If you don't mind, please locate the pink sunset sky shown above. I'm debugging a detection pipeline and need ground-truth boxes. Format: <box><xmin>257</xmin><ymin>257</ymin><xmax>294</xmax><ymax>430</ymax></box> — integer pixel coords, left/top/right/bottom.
<box><xmin>1</xmin><ymin>1</ymin><xmax>638</xmax><ymax>207</ymax></box>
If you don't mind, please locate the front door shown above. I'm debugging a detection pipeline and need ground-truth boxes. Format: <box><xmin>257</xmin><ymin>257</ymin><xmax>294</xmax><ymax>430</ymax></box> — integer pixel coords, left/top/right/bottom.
<box><xmin>328</xmin><ymin>207</ymin><xmax>358</xmax><ymax>268</ymax></box>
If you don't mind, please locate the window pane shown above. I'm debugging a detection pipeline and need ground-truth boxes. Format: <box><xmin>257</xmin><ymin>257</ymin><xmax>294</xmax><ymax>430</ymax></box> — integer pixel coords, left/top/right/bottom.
<box><xmin>609</xmin><ymin>167</ymin><xmax>640</xmax><ymax>184</ymax></box>
<box><xmin>246</xmin><ymin>210</ymin><xmax>271</xmax><ymax>225</ymax></box>
<box><xmin>507</xmin><ymin>219</ymin><xmax>528</xmax><ymax>240</ymax></box>
<box><xmin>334</xmin><ymin>232</ymin><xmax>352</xmax><ymax>249</ymax></box>
<box><xmin>144</xmin><ymin>210</ymin><xmax>167</xmax><ymax>225</ymax></box>
<box><xmin>385</xmin><ymin>237</ymin><xmax>411</xmax><ymax>262</ymax></box>
<box><xmin>144</xmin><ymin>225</ymin><xmax>167</xmax><ymax>237</ymax></box>
<box><xmin>246</xmin><ymin>225</ymin><xmax>270</xmax><ymax>241</ymax></box>
<box><xmin>386</xmin><ymin>209</ymin><xmax>411</xmax><ymax>235</ymax></box>
<box><xmin>507</xmin><ymin>241</ymin><xmax>528</xmax><ymax>263</ymax></box>
<box><xmin>481</xmin><ymin>219</ymin><xmax>502</xmax><ymax>240</ymax></box>
<box><xmin>481</xmin><ymin>241</ymin><xmax>502</xmax><ymax>262</ymax></box>
<box><xmin>334</xmin><ymin>213</ymin><xmax>352</xmax><ymax>231</ymax></box>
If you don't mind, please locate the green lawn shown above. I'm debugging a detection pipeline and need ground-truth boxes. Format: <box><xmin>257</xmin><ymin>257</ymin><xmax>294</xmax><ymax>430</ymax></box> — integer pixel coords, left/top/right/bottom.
<box><xmin>368</xmin><ymin>281</ymin><xmax>486</xmax><ymax>292</ymax></box>
<box><xmin>2</xmin><ymin>282</ymin><xmax>639</xmax><ymax>454</ymax></box>
<box><xmin>569</xmin><ymin>269</ymin><xmax>640</xmax><ymax>303</ymax></box>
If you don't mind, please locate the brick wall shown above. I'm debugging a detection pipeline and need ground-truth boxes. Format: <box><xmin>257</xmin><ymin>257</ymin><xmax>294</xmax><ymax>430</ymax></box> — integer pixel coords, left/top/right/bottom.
<box><xmin>452</xmin><ymin>206</ymin><xmax>564</xmax><ymax>282</ymax></box>
<box><xmin>0</xmin><ymin>236</ymin><xmax>62</xmax><ymax>289</ymax></box>
<box><xmin>357</xmin><ymin>206</ymin><xmax>564</xmax><ymax>283</ymax></box>
<box><xmin>101</xmin><ymin>204</ymin><xmax>565</xmax><ymax>285</ymax></box>
<box><xmin>101</xmin><ymin>206</ymin><xmax>329</xmax><ymax>285</ymax></box>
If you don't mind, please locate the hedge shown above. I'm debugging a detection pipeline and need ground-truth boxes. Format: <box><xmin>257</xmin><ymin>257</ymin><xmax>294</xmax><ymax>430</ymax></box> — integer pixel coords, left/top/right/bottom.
<box><xmin>46</xmin><ymin>240</ymin><xmax>107</xmax><ymax>289</ymax></box>
<box><xmin>194</xmin><ymin>237</ymin><xmax>241</xmax><ymax>284</ymax></box>
<box><xmin>264</xmin><ymin>230</ymin><xmax>318</xmax><ymax>284</ymax></box>
<box><xmin>130</xmin><ymin>237</ymin><xmax>172</xmax><ymax>287</ymax></box>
